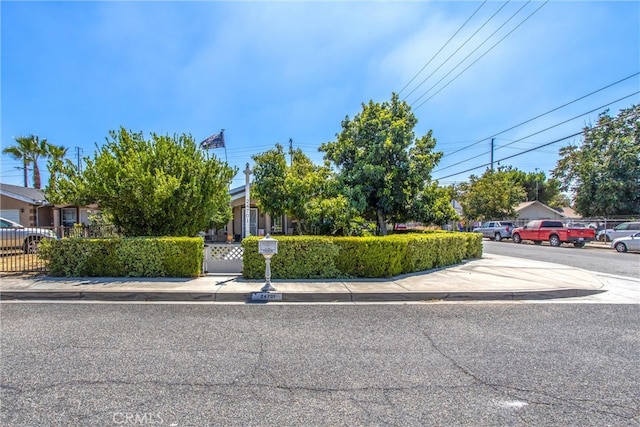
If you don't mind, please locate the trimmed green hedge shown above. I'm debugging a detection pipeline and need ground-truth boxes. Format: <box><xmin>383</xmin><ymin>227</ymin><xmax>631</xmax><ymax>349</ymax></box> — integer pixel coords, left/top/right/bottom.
<box><xmin>242</xmin><ymin>232</ymin><xmax>482</xmax><ymax>279</ymax></box>
<box><xmin>39</xmin><ymin>237</ymin><xmax>203</xmax><ymax>277</ymax></box>
<box><xmin>242</xmin><ymin>236</ymin><xmax>342</xmax><ymax>280</ymax></box>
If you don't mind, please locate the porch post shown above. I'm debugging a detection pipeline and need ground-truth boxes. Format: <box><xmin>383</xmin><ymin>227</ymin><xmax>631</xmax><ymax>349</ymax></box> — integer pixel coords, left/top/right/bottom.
<box><xmin>265</xmin><ymin>213</ymin><xmax>271</xmax><ymax>234</ymax></box>
<box><xmin>244</xmin><ymin>163</ymin><xmax>251</xmax><ymax>239</ymax></box>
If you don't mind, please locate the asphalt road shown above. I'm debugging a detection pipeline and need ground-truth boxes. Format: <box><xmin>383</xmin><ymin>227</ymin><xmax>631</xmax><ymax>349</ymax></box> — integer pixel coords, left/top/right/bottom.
<box><xmin>2</xmin><ymin>303</ymin><xmax>638</xmax><ymax>426</ymax></box>
<box><xmin>482</xmin><ymin>240</ymin><xmax>640</xmax><ymax>278</ymax></box>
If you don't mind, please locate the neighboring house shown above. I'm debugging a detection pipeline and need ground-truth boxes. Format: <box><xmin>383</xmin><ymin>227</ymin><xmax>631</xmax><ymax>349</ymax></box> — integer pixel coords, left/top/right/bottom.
<box><xmin>554</xmin><ymin>206</ymin><xmax>581</xmax><ymax>219</ymax></box>
<box><xmin>514</xmin><ymin>201</ymin><xmax>579</xmax><ymax>223</ymax></box>
<box><xmin>0</xmin><ymin>182</ymin><xmax>97</xmax><ymax>228</ymax></box>
<box><xmin>0</xmin><ymin>183</ymin><xmax>52</xmax><ymax>226</ymax></box>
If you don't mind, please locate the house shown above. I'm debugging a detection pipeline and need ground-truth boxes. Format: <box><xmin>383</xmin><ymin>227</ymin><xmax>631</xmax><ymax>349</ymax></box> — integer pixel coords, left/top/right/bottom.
<box><xmin>0</xmin><ymin>183</ymin><xmax>52</xmax><ymax>226</ymax></box>
<box><xmin>0</xmin><ymin>183</ymin><xmax>97</xmax><ymax>228</ymax></box>
<box><xmin>221</xmin><ymin>185</ymin><xmax>294</xmax><ymax>242</ymax></box>
<box><xmin>514</xmin><ymin>201</ymin><xmax>581</xmax><ymax>224</ymax></box>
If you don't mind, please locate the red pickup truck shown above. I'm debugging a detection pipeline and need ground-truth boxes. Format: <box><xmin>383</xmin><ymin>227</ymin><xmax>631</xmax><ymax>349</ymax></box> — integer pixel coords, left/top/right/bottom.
<box><xmin>511</xmin><ymin>220</ymin><xmax>596</xmax><ymax>248</ymax></box>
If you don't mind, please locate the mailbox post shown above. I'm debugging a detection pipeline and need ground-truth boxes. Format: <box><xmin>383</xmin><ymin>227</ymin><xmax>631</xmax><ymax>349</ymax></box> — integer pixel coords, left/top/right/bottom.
<box><xmin>258</xmin><ymin>234</ymin><xmax>278</xmax><ymax>292</ymax></box>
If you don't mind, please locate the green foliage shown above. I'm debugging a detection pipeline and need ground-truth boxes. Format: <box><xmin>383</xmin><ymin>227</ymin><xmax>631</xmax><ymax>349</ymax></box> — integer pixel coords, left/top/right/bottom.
<box><xmin>242</xmin><ymin>236</ymin><xmax>342</xmax><ymax>279</ymax></box>
<box><xmin>252</xmin><ymin>144</ymin><xmax>363</xmax><ymax>235</ymax></box>
<box><xmin>553</xmin><ymin>104</ymin><xmax>640</xmax><ymax>216</ymax></box>
<box><xmin>458</xmin><ymin>168</ymin><xmax>526</xmax><ymax>220</ymax></box>
<box><xmin>411</xmin><ymin>182</ymin><xmax>459</xmax><ymax>226</ymax></box>
<box><xmin>45</xmin><ymin>144</ymin><xmax>69</xmax><ymax>195</ymax></box>
<box><xmin>47</xmin><ymin>127</ymin><xmax>236</xmax><ymax>236</ymax></box>
<box><xmin>499</xmin><ymin>166</ymin><xmax>562</xmax><ymax>206</ymax></box>
<box><xmin>38</xmin><ymin>237</ymin><xmax>203</xmax><ymax>277</ymax></box>
<box><xmin>251</xmin><ymin>144</ymin><xmax>289</xmax><ymax>218</ymax></box>
<box><xmin>320</xmin><ymin>93</ymin><xmax>443</xmax><ymax>235</ymax></box>
<box><xmin>241</xmin><ymin>233</ymin><xmax>482</xmax><ymax>279</ymax></box>
<box><xmin>333</xmin><ymin>237</ymin><xmax>407</xmax><ymax>277</ymax></box>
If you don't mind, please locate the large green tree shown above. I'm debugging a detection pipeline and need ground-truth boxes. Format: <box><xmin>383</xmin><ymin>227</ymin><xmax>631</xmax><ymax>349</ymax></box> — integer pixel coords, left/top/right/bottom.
<box><xmin>458</xmin><ymin>168</ymin><xmax>526</xmax><ymax>221</ymax></box>
<box><xmin>320</xmin><ymin>93</ymin><xmax>442</xmax><ymax>235</ymax></box>
<box><xmin>553</xmin><ymin>104</ymin><xmax>640</xmax><ymax>216</ymax></box>
<box><xmin>47</xmin><ymin>127</ymin><xmax>236</xmax><ymax>236</ymax></box>
<box><xmin>45</xmin><ymin>144</ymin><xmax>69</xmax><ymax>194</ymax></box>
<box><xmin>2</xmin><ymin>134</ymin><xmax>50</xmax><ymax>188</ymax></box>
<box><xmin>499</xmin><ymin>166</ymin><xmax>562</xmax><ymax>207</ymax></box>
<box><xmin>252</xmin><ymin>144</ymin><xmax>359</xmax><ymax>234</ymax></box>
<box><xmin>410</xmin><ymin>183</ymin><xmax>459</xmax><ymax>226</ymax></box>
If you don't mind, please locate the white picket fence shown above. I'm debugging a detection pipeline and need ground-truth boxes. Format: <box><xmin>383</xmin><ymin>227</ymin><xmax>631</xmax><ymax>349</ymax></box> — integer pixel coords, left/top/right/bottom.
<box><xmin>203</xmin><ymin>244</ymin><xmax>243</xmax><ymax>274</ymax></box>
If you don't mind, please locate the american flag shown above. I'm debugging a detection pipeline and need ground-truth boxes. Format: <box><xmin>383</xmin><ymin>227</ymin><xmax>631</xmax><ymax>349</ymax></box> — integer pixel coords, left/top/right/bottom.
<box><xmin>200</xmin><ymin>131</ymin><xmax>225</xmax><ymax>149</ymax></box>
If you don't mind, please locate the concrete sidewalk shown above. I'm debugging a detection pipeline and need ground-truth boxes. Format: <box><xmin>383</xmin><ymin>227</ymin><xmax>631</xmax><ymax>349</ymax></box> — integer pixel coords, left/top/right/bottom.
<box><xmin>0</xmin><ymin>254</ymin><xmax>618</xmax><ymax>303</ymax></box>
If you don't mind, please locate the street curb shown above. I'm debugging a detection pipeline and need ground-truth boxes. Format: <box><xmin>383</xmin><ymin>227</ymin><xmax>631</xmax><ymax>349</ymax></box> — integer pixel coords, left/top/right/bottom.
<box><xmin>0</xmin><ymin>288</ymin><xmax>606</xmax><ymax>303</ymax></box>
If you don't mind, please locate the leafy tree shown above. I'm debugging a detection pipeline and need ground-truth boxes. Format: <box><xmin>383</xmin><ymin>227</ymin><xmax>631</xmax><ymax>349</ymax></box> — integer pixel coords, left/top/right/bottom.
<box><xmin>499</xmin><ymin>166</ymin><xmax>562</xmax><ymax>206</ymax></box>
<box><xmin>410</xmin><ymin>183</ymin><xmax>459</xmax><ymax>226</ymax></box>
<box><xmin>251</xmin><ymin>144</ymin><xmax>289</xmax><ymax>220</ymax></box>
<box><xmin>47</xmin><ymin>127</ymin><xmax>236</xmax><ymax>236</ymax></box>
<box><xmin>252</xmin><ymin>144</ymin><xmax>357</xmax><ymax>234</ymax></box>
<box><xmin>553</xmin><ymin>104</ymin><xmax>640</xmax><ymax>216</ymax></box>
<box><xmin>320</xmin><ymin>93</ymin><xmax>442</xmax><ymax>235</ymax></box>
<box><xmin>45</xmin><ymin>144</ymin><xmax>69</xmax><ymax>194</ymax></box>
<box><xmin>458</xmin><ymin>168</ymin><xmax>526</xmax><ymax>221</ymax></box>
<box><xmin>2</xmin><ymin>134</ymin><xmax>50</xmax><ymax>188</ymax></box>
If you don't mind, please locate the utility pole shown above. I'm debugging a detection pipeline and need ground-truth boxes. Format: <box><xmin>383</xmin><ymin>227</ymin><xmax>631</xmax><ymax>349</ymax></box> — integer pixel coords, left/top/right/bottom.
<box><xmin>289</xmin><ymin>138</ymin><xmax>293</xmax><ymax>166</ymax></box>
<box><xmin>15</xmin><ymin>164</ymin><xmax>29</xmax><ymax>187</ymax></box>
<box><xmin>535</xmin><ymin>167</ymin><xmax>539</xmax><ymax>201</ymax></box>
<box><xmin>75</xmin><ymin>147</ymin><xmax>83</xmax><ymax>173</ymax></box>
<box><xmin>490</xmin><ymin>138</ymin><xmax>495</xmax><ymax>171</ymax></box>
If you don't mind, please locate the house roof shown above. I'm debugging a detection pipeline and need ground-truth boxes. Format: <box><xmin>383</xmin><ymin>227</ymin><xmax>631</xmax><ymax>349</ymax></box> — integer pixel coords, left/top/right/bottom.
<box><xmin>0</xmin><ymin>183</ymin><xmax>48</xmax><ymax>205</ymax></box>
<box><xmin>515</xmin><ymin>200</ymin><xmax>566</xmax><ymax>218</ymax></box>
<box><xmin>555</xmin><ymin>206</ymin><xmax>581</xmax><ymax>218</ymax></box>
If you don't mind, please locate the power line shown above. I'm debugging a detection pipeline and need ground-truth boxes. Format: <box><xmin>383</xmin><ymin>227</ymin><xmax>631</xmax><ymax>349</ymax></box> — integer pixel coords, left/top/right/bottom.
<box><xmin>433</xmin><ymin>91</ymin><xmax>640</xmax><ymax>175</ymax></box>
<box><xmin>435</xmin><ymin>131</ymin><xmax>583</xmax><ymax>181</ymax></box>
<box><xmin>413</xmin><ymin>0</ymin><xmax>549</xmax><ymax>111</ymax></box>
<box><xmin>410</xmin><ymin>0</ymin><xmax>531</xmax><ymax>105</ymax></box>
<box><xmin>399</xmin><ymin>0</ymin><xmax>488</xmax><ymax>96</ymax></box>
<box><xmin>404</xmin><ymin>1</ymin><xmax>510</xmax><ymax>100</ymax></box>
<box><xmin>438</xmin><ymin>71</ymin><xmax>640</xmax><ymax>159</ymax></box>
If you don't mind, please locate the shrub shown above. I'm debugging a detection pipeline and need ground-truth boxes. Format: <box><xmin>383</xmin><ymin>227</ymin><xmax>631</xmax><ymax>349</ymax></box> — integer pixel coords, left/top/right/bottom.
<box><xmin>242</xmin><ymin>236</ymin><xmax>342</xmax><ymax>279</ymax></box>
<box><xmin>39</xmin><ymin>237</ymin><xmax>203</xmax><ymax>277</ymax></box>
<box><xmin>242</xmin><ymin>232</ymin><xmax>482</xmax><ymax>279</ymax></box>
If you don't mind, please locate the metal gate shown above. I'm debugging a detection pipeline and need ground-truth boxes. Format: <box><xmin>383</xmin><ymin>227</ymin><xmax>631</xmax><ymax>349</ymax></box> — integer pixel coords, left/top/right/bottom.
<box><xmin>203</xmin><ymin>244</ymin><xmax>243</xmax><ymax>274</ymax></box>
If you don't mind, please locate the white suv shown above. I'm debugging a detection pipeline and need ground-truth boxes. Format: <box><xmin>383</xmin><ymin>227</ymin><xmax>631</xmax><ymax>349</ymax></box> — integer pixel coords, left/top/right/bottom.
<box><xmin>597</xmin><ymin>222</ymin><xmax>640</xmax><ymax>242</ymax></box>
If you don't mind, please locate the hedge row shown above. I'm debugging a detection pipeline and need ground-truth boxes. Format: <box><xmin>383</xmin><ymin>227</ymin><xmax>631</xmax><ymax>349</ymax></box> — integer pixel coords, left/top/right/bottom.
<box><xmin>38</xmin><ymin>237</ymin><xmax>203</xmax><ymax>277</ymax></box>
<box><xmin>242</xmin><ymin>232</ymin><xmax>482</xmax><ymax>279</ymax></box>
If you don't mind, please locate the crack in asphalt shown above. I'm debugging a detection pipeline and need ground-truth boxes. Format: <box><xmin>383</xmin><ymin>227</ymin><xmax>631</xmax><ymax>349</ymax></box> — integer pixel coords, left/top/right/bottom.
<box><xmin>421</xmin><ymin>330</ymin><xmax>640</xmax><ymax>421</ymax></box>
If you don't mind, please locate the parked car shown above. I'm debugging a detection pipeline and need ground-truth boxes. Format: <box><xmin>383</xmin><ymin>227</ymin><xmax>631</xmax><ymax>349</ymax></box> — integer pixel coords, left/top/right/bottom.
<box><xmin>472</xmin><ymin>221</ymin><xmax>515</xmax><ymax>241</ymax></box>
<box><xmin>0</xmin><ymin>217</ymin><xmax>57</xmax><ymax>253</ymax></box>
<box><xmin>596</xmin><ymin>222</ymin><xmax>640</xmax><ymax>242</ymax></box>
<box><xmin>611</xmin><ymin>232</ymin><xmax>640</xmax><ymax>253</ymax></box>
<box><xmin>511</xmin><ymin>220</ymin><xmax>596</xmax><ymax>248</ymax></box>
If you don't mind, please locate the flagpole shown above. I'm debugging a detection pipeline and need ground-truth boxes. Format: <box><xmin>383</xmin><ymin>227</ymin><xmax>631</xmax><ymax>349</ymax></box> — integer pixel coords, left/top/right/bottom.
<box><xmin>222</xmin><ymin>129</ymin><xmax>227</xmax><ymax>164</ymax></box>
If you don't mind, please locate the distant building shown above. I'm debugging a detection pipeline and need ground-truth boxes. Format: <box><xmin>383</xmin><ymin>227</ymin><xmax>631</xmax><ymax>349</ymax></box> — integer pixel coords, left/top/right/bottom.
<box><xmin>514</xmin><ymin>201</ymin><xmax>580</xmax><ymax>223</ymax></box>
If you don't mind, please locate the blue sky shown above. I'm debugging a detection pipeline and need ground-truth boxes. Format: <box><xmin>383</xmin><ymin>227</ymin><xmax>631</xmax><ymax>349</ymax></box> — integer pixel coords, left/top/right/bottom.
<box><xmin>2</xmin><ymin>1</ymin><xmax>639</xmax><ymax>190</ymax></box>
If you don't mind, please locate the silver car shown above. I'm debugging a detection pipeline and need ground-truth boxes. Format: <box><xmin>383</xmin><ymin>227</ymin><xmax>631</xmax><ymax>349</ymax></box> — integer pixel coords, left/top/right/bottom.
<box><xmin>0</xmin><ymin>217</ymin><xmax>57</xmax><ymax>253</ymax></box>
<box><xmin>611</xmin><ymin>232</ymin><xmax>640</xmax><ymax>253</ymax></box>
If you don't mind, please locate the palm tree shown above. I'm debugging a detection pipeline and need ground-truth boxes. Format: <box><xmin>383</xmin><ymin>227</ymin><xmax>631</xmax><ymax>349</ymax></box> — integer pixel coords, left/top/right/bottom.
<box><xmin>2</xmin><ymin>135</ymin><xmax>50</xmax><ymax>188</ymax></box>
<box><xmin>3</xmin><ymin>136</ymin><xmax>34</xmax><ymax>187</ymax></box>
<box><xmin>46</xmin><ymin>144</ymin><xmax>69</xmax><ymax>193</ymax></box>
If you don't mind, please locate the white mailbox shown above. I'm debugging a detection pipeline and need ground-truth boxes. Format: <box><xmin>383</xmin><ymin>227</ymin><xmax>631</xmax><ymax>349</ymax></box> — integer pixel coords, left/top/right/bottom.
<box><xmin>258</xmin><ymin>234</ymin><xmax>278</xmax><ymax>292</ymax></box>
<box><xmin>258</xmin><ymin>235</ymin><xmax>278</xmax><ymax>256</ymax></box>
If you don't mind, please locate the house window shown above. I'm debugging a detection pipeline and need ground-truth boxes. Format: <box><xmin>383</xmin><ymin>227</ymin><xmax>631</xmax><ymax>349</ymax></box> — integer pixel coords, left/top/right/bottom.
<box><xmin>271</xmin><ymin>216</ymin><xmax>283</xmax><ymax>234</ymax></box>
<box><xmin>61</xmin><ymin>208</ymin><xmax>77</xmax><ymax>227</ymax></box>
